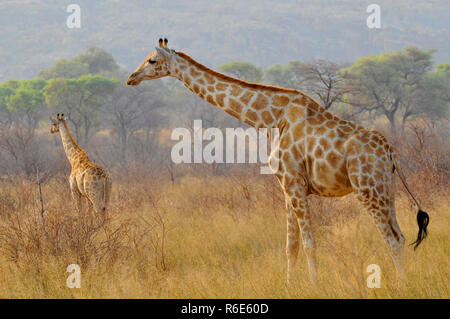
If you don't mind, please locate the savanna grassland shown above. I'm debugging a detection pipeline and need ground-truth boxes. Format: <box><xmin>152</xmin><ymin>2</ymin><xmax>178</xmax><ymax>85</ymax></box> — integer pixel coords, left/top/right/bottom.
<box><xmin>0</xmin><ymin>0</ymin><xmax>449</xmax><ymax>301</ymax></box>
<box><xmin>0</xmin><ymin>150</ymin><xmax>448</xmax><ymax>298</ymax></box>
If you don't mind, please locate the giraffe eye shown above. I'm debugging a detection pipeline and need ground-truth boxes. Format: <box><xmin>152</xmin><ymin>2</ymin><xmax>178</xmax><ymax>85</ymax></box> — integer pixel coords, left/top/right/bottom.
<box><xmin>149</xmin><ymin>60</ymin><xmax>156</xmax><ymax>64</ymax></box>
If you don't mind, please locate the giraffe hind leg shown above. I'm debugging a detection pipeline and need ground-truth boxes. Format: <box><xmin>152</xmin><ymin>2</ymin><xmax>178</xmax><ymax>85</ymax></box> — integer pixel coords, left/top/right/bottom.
<box><xmin>70</xmin><ymin>178</ymin><xmax>83</xmax><ymax>214</ymax></box>
<box><xmin>89</xmin><ymin>179</ymin><xmax>110</xmax><ymax>230</ymax></box>
<box><xmin>104</xmin><ymin>178</ymin><xmax>112</xmax><ymax>210</ymax></box>
<box><xmin>84</xmin><ymin>177</ymin><xmax>107</xmax><ymax>214</ymax></box>
<box><xmin>91</xmin><ymin>190</ymin><xmax>106</xmax><ymax>214</ymax></box>
<box><xmin>85</xmin><ymin>192</ymin><xmax>107</xmax><ymax>230</ymax></box>
<box><xmin>354</xmin><ymin>185</ymin><xmax>406</xmax><ymax>279</ymax></box>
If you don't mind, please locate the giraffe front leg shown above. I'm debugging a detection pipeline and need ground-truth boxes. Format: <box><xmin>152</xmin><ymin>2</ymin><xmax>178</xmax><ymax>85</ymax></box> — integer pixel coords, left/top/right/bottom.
<box><xmin>277</xmin><ymin>169</ymin><xmax>317</xmax><ymax>286</ymax></box>
<box><xmin>292</xmin><ymin>196</ymin><xmax>317</xmax><ymax>286</ymax></box>
<box><xmin>85</xmin><ymin>178</ymin><xmax>109</xmax><ymax>230</ymax></box>
<box><xmin>286</xmin><ymin>203</ymin><xmax>300</xmax><ymax>286</ymax></box>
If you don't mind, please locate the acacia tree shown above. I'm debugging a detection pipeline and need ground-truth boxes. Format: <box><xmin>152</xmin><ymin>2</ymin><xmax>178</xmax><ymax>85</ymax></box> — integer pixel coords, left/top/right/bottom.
<box><xmin>299</xmin><ymin>60</ymin><xmax>348</xmax><ymax>110</ymax></box>
<box><xmin>103</xmin><ymin>78</ymin><xmax>166</xmax><ymax>164</ymax></box>
<box><xmin>0</xmin><ymin>83</ymin><xmax>15</xmax><ymax>128</ymax></box>
<box><xmin>0</xmin><ymin>78</ymin><xmax>47</xmax><ymax>175</ymax></box>
<box><xmin>264</xmin><ymin>60</ymin><xmax>347</xmax><ymax>110</ymax></box>
<box><xmin>264</xmin><ymin>61</ymin><xmax>305</xmax><ymax>89</ymax></box>
<box><xmin>0</xmin><ymin>78</ymin><xmax>47</xmax><ymax>135</ymax></box>
<box><xmin>39</xmin><ymin>46</ymin><xmax>119</xmax><ymax>79</ymax></box>
<box><xmin>429</xmin><ymin>63</ymin><xmax>450</xmax><ymax>113</ymax></box>
<box><xmin>44</xmin><ymin>74</ymin><xmax>118</xmax><ymax>143</ymax></box>
<box><xmin>219</xmin><ymin>61</ymin><xmax>263</xmax><ymax>82</ymax></box>
<box><xmin>75</xmin><ymin>46</ymin><xmax>119</xmax><ymax>75</ymax></box>
<box><xmin>341</xmin><ymin>47</ymin><xmax>442</xmax><ymax>134</ymax></box>
<box><xmin>38</xmin><ymin>59</ymin><xmax>89</xmax><ymax>79</ymax></box>
<box><xmin>403</xmin><ymin>64</ymin><xmax>449</xmax><ymax>128</ymax></box>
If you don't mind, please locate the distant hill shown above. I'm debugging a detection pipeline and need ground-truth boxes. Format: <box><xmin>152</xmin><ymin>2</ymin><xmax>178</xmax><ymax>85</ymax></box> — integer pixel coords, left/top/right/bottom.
<box><xmin>0</xmin><ymin>0</ymin><xmax>448</xmax><ymax>82</ymax></box>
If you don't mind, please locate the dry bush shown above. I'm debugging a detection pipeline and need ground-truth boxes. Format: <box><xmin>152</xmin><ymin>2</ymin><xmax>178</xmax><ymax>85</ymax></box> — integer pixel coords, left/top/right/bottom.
<box><xmin>0</xmin><ymin>197</ymin><xmax>127</xmax><ymax>272</ymax></box>
<box><xmin>0</xmin><ymin>169</ymin><xmax>447</xmax><ymax>298</ymax></box>
<box><xmin>0</xmin><ymin>174</ymin><xmax>166</xmax><ymax>275</ymax></box>
<box><xmin>0</xmin><ymin>118</ymin><xmax>448</xmax><ymax>298</ymax></box>
<box><xmin>397</xmin><ymin>119</ymin><xmax>449</xmax><ymax>209</ymax></box>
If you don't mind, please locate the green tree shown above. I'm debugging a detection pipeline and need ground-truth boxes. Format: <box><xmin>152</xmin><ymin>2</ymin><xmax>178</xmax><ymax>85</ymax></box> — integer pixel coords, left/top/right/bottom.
<box><xmin>265</xmin><ymin>60</ymin><xmax>347</xmax><ymax>110</ymax></box>
<box><xmin>104</xmin><ymin>79</ymin><xmax>165</xmax><ymax>164</ymax></box>
<box><xmin>38</xmin><ymin>59</ymin><xmax>90</xmax><ymax>79</ymax></box>
<box><xmin>0</xmin><ymin>79</ymin><xmax>47</xmax><ymax>175</ymax></box>
<box><xmin>436</xmin><ymin>63</ymin><xmax>450</xmax><ymax>77</ymax></box>
<box><xmin>264</xmin><ymin>61</ymin><xmax>305</xmax><ymax>89</ymax></box>
<box><xmin>408</xmin><ymin>64</ymin><xmax>450</xmax><ymax>123</ymax></box>
<box><xmin>75</xmin><ymin>46</ymin><xmax>120</xmax><ymax>75</ymax></box>
<box><xmin>44</xmin><ymin>75</ymin><xmax>118</xmax><ymax>142</ymax></box>
<box><xmin>0</xmin><ymin>84</ymin><xmax>16</xmax><ymax>127</ymax></box>
<box><xmin>219</xmin><ymin>61</ymin><xmax>263</xmax><ymax>82</ymax></box>
<box><xmin>0</xmin><ymin>78</ymin><xmax>47</xmax><ymax>133</ymax></box>
<box><xmin>341</xmin><ymin>47</ymin><xmax>438</xmax><ymax>133</ymax></box>
<box><xmin>298</xmin><ymin>60</ymin><xmax>348</xmax><ymax>110</ymax></box>
<box><xmin>38</xmin><ymin>46</ymin><xmax>119</xmax><ymax>80</ymax></box>
<box><xmin>434</xmin><ymin>63</ymin><xmax>450</xmax><ymax>105</ymax></box>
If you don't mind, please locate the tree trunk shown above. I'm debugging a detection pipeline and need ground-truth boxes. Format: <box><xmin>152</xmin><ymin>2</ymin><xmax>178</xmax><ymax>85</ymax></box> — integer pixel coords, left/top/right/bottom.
<box><xmin>387</xmin><ymin>111</ymin><xmax>397</xmax><ymax>136</ymax></box>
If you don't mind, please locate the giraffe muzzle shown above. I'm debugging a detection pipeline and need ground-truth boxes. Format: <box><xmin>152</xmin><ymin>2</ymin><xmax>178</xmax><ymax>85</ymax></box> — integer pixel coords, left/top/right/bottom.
<box><xmin>126</xmin><ymin>73</ymin><xmax>139</xmax><ymax>86</ymax></box>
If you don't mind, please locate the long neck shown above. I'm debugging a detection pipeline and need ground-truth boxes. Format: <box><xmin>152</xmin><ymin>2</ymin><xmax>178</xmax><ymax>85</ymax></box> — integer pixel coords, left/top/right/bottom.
<box><xmin>172</xmin><ymin>52</ymin><xmax>308</xmax><ymax>129</ymax></box>
<box><xmin>59</xmin><ymin>121</ymin><xmax>86</xmax><ymax>166</ymax></box>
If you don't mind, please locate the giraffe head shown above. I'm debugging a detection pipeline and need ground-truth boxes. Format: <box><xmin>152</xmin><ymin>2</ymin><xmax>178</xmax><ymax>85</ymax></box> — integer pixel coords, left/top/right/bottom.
<box><xmin>50</xmin><ymin>113</ymin><xmax>65</xmax><ymax>134</ymax></box>
<box><xmin>126</xmin><ymin>38</ymin><xmax>176</xmax><ymax>86</ymax></box>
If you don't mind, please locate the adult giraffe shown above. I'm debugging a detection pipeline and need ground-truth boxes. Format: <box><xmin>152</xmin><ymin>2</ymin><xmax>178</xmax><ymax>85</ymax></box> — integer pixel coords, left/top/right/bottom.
<box><xmin>127</xmin><ymin>38</ymin><xmax>429</xmax><ymax>285</ymax></box>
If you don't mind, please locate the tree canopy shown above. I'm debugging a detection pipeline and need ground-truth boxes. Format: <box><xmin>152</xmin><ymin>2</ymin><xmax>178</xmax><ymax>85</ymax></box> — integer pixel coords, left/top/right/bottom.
<box><xmin>341</xmin><ymin>47</ymin><xmax>445</xmax><ymax>133</ymax></box>
<box><xmin>44</xmin><ymin>74</ymin><xmax>118</xmax><ymax>142</ymax></box>
<box><xmin>219</xmin><ymin>62</ymin><xmax>263</xmax><ymax>83</ymax></box>
<box><xmin>38</xmin><ymin>47</ymin><xmax>120</xmax><ymax>80</ymax></box>
<box><xmin>0</xmin><ymin>78</ymin><xmax>47</xmax><ymax>131</ymax></box>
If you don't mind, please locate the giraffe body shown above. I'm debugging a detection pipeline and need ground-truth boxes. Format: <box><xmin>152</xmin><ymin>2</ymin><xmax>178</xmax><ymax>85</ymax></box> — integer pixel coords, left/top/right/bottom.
<box><xmin>51</xmin><ymin>114</ymin><xmax>111</xmax><ymax>214</ymax></box>
<box><xmin>127</xmin><ymin>39</ymin><xmax>429</xmax><ymax>284</ymax></box>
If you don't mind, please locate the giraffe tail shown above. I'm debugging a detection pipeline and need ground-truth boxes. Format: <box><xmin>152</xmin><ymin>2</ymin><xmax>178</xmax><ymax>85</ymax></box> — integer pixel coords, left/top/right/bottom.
<box><xmin>391</xmin><ymin>153</ymin><xmax>430</xmax><ymax>250</ymax></box>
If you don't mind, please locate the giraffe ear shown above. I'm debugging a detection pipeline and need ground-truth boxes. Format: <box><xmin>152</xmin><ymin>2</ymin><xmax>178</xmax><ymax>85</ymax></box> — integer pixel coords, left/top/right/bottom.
<box><xmin>155</xmin><ymin>47</ymin><xmax>172</xmax><ymax>59</ymax></box>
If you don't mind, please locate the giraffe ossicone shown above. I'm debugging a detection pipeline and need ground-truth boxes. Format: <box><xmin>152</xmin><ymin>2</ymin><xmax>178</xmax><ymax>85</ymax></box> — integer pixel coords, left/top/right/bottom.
<box><xmin>127</xmin><ymin>39</ymin><xmax>429</xmax><ymax>285</ymax></box>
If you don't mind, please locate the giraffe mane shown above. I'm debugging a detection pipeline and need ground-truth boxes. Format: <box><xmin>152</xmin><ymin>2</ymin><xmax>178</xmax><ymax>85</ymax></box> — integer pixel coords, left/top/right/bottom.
<box><xmin>61</xmin><ymin>120</ymin><xmax>88</xmax><ymax>156</ymax></box>
<box><xmin>175</xmin><ymin>51</ymin><xmax>318</xmax><ymax>99</ymax></box>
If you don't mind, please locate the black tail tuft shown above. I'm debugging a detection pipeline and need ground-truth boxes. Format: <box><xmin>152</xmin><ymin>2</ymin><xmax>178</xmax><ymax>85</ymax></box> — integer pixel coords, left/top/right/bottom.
<box><xmin>410</xmin><ymin>210</ymin><xmax>429</xmax><ymax>250</ymax></box>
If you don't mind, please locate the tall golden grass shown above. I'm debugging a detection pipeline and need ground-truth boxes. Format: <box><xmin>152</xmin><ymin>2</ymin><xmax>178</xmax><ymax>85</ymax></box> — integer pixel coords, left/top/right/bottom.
<box><xmin>0</xmin><ymin>167</ymin><xmax>448</xmax><ymax>298</ymax></box>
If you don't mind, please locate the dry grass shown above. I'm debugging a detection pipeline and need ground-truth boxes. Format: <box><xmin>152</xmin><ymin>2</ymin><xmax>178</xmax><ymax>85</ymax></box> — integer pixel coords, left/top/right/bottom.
<box><xmin>0</xmin><ymin>169</ymin><xmax>448</xmax><ymax>299</ymax></box>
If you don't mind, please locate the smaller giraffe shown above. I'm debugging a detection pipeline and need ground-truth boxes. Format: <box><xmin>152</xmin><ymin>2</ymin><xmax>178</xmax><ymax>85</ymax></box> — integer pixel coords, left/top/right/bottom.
<box><xmin>50</xmin><ymin>113</ymin><xmax>111</xmax><ymax>215</ymax></box>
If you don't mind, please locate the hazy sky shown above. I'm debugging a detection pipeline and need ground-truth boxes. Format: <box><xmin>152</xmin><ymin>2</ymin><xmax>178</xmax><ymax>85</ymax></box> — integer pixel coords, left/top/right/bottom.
<box><xmin>0</xmin><ymin>0</ymin><xmax>448</xmax><ymax>81</ymax></box>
